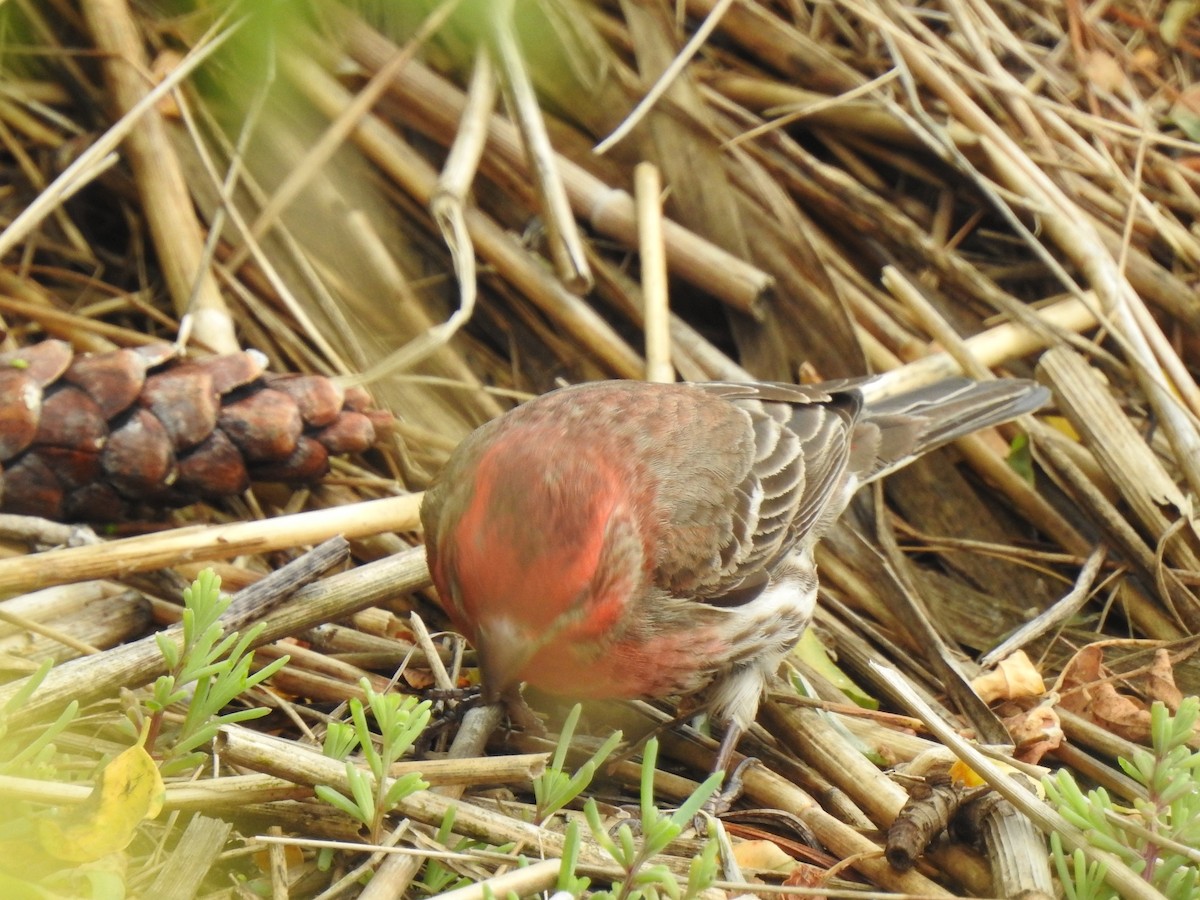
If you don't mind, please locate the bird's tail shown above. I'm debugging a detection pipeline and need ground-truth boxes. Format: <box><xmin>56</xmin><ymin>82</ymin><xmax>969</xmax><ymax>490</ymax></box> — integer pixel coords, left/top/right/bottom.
<box><xmin>857</xmin><ymin>377</ymin><xmax>1049</xmax><ymax>482</ymax></box>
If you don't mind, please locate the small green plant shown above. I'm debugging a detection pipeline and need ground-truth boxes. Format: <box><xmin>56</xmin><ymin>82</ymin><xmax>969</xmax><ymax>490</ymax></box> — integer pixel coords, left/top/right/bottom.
<box><xmin>1045</xmin><ymin>696</ymin><xmax>1200</xmax><ymax>900</ymax></box>
<box><xmin>533</xmin><ymin>704</ymin><xmax>623</xmax><ymax>824</ymax></box>
<box><xmin>315</xmin><ymin>677</ymin><xmax>431</xmax><ymax>840</ymax></box>
<box><xmin>555</xmin><ymin>818</ymin><xmax>594</xmax><ymax>897</ymax></box>
<box><xmin>582</xmin><ymin>737</ymin><xmax>723</xmax><ymax>900</ymax></box>
<box><xmin>417</xmin><ymin>807</ymin><xmax>473</xmax><ymax>895</ymax></box>
<box><xmin>0</xmin><ymin>659</ymin><xmax>82</xmax><ymax>893</ymax></box>
<box><xmin>137</xmin><ymin>568</ymin><xmax>289</xmax><ymax>775</ymax></box>
<box><xmin>416</xmin><ymin>806</ymin><xmax>519</xmax><ymax>895</ymax></box>
<box><xmin>0</xmin><ymin>659</ymin><xmax>78</xmax><ymax>779</ymax></box>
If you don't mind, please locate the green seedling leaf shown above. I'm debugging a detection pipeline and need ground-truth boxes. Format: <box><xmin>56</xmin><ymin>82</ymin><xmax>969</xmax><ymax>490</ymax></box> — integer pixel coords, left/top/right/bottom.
<box><xmin>315</xmin><ymin>784</ymin><xmax>365</xmax><ymax>822</ymax></box>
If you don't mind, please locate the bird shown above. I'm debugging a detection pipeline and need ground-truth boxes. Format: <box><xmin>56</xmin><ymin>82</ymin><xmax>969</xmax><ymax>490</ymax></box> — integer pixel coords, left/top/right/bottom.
<box><xmin>420</xmin><ymin>376</ymin><xmax>1049</xmax><ymax>771</ymax></box>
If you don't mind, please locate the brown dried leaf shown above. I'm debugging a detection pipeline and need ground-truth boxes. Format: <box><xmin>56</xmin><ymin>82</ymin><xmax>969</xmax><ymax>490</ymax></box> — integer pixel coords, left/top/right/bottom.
<box><xmin>1003</xmin><ymin>704</ymin><xmax>1064</xmax><ymax>765</ymax></box>
<box><xmin>1056</xmin><ymin>643</ymin><xmax>1104</xmax><ymax>706</ymax></box>
<box><xmin>1056</xmin><ymin>643</ymin><xmax>1151</xmax><ymax>743</ymax></box>
<box><xmin>1090</xmin><ymin>683</ymin><xmax>1151</xmax><ymax>743</ymax></box>
<box><xmin>1143</xmin><ymin>649</ymin><xmax>1183</xmax><ymax>711</ymax></box>
<box><xmin>972</xmin><ymin>650</ymin><xmax>1045</xmax><ymax>703</ymax></box>
<box><xmin>1082</xmin><ymin>50</ymin><xmax>1128</xmax><ymax>93</ymax></box>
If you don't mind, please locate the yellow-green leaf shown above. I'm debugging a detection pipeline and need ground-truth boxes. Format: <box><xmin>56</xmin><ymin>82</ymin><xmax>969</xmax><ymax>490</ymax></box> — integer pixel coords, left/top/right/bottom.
<box><xmin>37</xmin><ymin>743</ymin><xmax>165</xmax><ymax>863</ymax></box>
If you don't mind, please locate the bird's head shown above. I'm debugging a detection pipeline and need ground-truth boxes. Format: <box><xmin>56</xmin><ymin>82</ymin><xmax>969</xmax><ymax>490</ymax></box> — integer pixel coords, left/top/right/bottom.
<box><xmin>425</xmin><ymin>431</ymin><xmax>650</xmax><ymax>701</ymax></box>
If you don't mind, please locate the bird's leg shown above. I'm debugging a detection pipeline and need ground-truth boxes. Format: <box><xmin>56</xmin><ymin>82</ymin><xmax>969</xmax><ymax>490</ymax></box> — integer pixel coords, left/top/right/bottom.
<box><xmin>497</xmin><ymin>685</ymin><xmax>547</xmax><ymax>736</ymax></box>
<box><xmin>712</xmin><ymin>719</ymin><xmax>745</xmax><ymax>778</ymax></box>
<box><xmin>702</xmin><ymin>720</ymin><xmax>759</xmax><ymax>816</ymax></box>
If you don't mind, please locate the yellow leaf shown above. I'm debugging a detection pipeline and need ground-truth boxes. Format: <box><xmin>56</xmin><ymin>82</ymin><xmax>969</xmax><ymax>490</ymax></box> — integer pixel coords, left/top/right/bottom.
<box><xmin>948</xmin><ymin>759</ymin><xmax>986</xmax><ymax>788</ymax></box>
<box><xmin>732</xmin><ymin>838</ymin><xmax>794</xmax><ymax>872</ymax></box>
<box><xmin>949</xmin><ymin>758</ymin><xmax>1043</xmax><ymax>798</ymax></box>
<box><xmin>1043</xmin><ymin>415</ymin><xmax>1079</xmax><ymax>440</ymax></box>
<box><xmin>38</xmin><ymin>743</ymin><xmax>165</xmax><ymax>863</ymax></box>
<box><xmin>1163</xmin><ymin>0</ymin><xmax>1200</xmax><ymax>46</ymax></box>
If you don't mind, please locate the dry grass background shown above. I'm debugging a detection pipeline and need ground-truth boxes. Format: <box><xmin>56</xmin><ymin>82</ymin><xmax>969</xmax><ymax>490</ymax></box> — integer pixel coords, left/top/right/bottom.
<box><xmin>1</xmin><ymin>0</ymin><xmax>1199</xmax><ymax>897</ymax></box>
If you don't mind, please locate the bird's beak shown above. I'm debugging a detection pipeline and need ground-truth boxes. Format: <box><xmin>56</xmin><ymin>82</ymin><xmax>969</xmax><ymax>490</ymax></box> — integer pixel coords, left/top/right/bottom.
<box><xmin>475</xmin><ymin>618</ymin><xmax>538</xmax><ymax>703</ymax></box>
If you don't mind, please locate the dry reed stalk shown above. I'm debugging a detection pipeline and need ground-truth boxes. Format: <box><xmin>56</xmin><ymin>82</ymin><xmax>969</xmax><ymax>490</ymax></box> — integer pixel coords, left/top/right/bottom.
<box><xmin>79</xmin><ymin>0</ymin><xmax>237</xmax><ymax>353</ymax></box>
<box><xmin>344</xmin><ymin>22</ymin><xmax>775</xmax><ymax>317</ymax></box>
<box><xmin>0</xmin><ymin>585</ymin><xmax>147</xmax><ymax>661</ymax></box>
<box><xmin>878</xmin><ymin>661</ymin><xmax>1166</xmax><ymax>900</ymax></box>
<box><xmin>0</xmin><ymin>494</ymin><xmax>421</xmax><ymax>595</ymax></box>
<box><xmin>660</xmin><ymin>727</ymin><xmax>965</xmax><ymax>896</ymax></box>
<box><xmin>0</xmin><ymin>547</ymin><xmax>428</xmax><ymax>724</ymax></box>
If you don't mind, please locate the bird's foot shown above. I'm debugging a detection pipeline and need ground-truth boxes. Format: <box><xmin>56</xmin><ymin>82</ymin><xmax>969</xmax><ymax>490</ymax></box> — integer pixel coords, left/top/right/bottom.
<box><xmin>700</xmin><ymin>754</ymin><xmax>758</xmax><ymax>818</ymax></box>
<box><xmin>497</xmin><ymin>686</ymin><xmax>547</xmax><ymax>737</ymax></box>
<box><xmin>700</xmin><ymin>718</ymin><xmax>752</xmax><ymax>813</ymax></box>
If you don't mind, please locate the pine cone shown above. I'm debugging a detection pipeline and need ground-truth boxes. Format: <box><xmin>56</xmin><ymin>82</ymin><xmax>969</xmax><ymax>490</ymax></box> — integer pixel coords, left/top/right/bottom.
<box><xmin>0</xmin><ymin>340</ymin><xmax>391</xmax><ymax>521</ymax></box>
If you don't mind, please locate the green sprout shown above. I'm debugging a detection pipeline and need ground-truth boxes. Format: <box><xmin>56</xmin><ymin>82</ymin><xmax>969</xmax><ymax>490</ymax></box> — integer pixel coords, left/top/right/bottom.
<box><xmin>1045</xmin><ymin>697</ymin><xmax>1200</xmax><ymax>900</ymax></box>
<box><xmin>583</xmin><ymin>737</ymin><xmax>722</xmax><ymax>900</ymax></box>
<box><xmin>533</xmin><ymin>704</ymin><xmax>623</xmax><ymax>824</ymax></box>
<box><xmin>141</xmin><ymin>568</ymin><xmax>289</xmax><ymax>775</ymax></box>
<box><xmin>315</xmin><ymin>677</ymin><xmax>431</xmax><ymax>840</ymax></box>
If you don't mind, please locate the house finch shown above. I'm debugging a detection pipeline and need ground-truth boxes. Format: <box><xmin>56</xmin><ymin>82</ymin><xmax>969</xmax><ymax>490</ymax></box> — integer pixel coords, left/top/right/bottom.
<box><xmin>421</xmin><ymin>377</ymin><xmax>1048</xmax><ymax>767</ymax></box>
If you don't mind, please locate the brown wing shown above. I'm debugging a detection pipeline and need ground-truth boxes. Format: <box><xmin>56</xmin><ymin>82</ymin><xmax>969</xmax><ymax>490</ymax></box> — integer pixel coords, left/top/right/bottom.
<box><xmin>648</xmin><ymin>376</ymin><xmax>1047</xmax><ymax>604</ymax></box>
<box><xmin>650</xmin><ymin>381</ymin><xmax>864</xmax><ymax>603</ymax></box>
